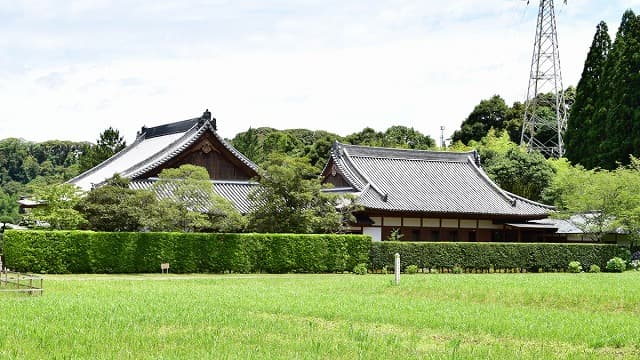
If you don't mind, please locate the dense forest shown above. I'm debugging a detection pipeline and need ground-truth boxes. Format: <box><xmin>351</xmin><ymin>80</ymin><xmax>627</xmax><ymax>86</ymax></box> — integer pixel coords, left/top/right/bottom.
<box><xmin>1</xmin><ymin>9</ymin><xmax>639</xmax><ymax>239</ymax></box>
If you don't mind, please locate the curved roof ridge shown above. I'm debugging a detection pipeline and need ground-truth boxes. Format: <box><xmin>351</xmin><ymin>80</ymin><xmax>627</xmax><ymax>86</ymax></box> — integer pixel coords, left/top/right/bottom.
<box><xmin>465</xmin><ymin>154</ymin><xmax>518</xmax><ymax>206</ymax></box>
<box><xmin>328</xmin><ymin>142</ymin><xmax>367</xmax><ymax>190</ymax></box>
<box><xmin>123</xmin><ymin>120</ymin><xmax>258</xmax><ymax>181</ymax></box>
<box><xmin>339</xmin><ymin>142</ymin><xmax>475</xmax><ymax>162</ymax></box>
<box><xmin>340</xmin><ymin>145</ymin><xmax>388</xmax><ymax>201</ymax></box>
<box><xmin>505</xmin><ymin>191</ymin><xmax>556</xmax><ymax>210</ymax></box>
<box><xmin>67</xmin><ymin>132</ymin><xmax>147</xmax><ymax>186</ymax></box>
<box><xmin>120</xmin><ymin>120</ymin><xmax>204</xmax><ymax>179</ymax></box>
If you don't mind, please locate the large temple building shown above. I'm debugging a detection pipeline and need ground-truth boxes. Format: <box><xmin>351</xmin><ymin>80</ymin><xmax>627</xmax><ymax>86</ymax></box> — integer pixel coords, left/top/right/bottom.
<box><xmin>68</xmin><ymin>110</ymin><xmax>258</xmax><ymax>213</ymax></box>
<box><xmin>321</xmin><ymin>142</ymin><xmax>558</xmax><ymax>242</ymax></box>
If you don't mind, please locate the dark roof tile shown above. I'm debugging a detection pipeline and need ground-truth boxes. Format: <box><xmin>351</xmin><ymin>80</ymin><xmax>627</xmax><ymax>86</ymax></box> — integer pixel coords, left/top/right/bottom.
<box><xmin>328</xmin><ymin>142</ymin><xmax>551</xmax><ymax>217</ymax></box>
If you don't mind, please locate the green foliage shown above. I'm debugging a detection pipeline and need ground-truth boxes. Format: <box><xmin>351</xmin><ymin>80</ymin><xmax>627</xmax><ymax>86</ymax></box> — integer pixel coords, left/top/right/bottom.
<box><xmin>387</xmin><ymin>228</ymin><xmax>404</xmax><ymax>241</ymax></box>
<box><xmin>565</xmin><ymin>21</ymin><xmax>611</xmax><ymax>167</ymax></box>
<box><xmin>544</xmin><ymin>159</ymin><xmax>640</xmax><ymax>242</ymax></box>
<box><xmin>589</xmin><ymin>264</ymin><xmax>601</xmax><ymax>273</ymax></box>
<box><xmin>150</xmin><ymin>165</ymin><xmax>246</xmax><ymax>232</ymax></box>
<box><xmin>451</xmin><ymin>95</ymin><xmax>510</xmax><ymax>144</ymax></box>
<box><xmin>599</xmin><ymin>11</ymin><xmax>640</xmax><ymax>169</ymax></box>
<box><xmin>75</xmin><ymin>175</ymin><xmax>157</xmax><ymax>231</ymax></box>
<box><xmin>0</xmin><ymin>138</ymin><xmax>87</xmax><ymax>203</ymax></box>
<box><xmin>231</xmin><ymin>125</ymin><xmax>435</xmax><ymax>171</ymax></box>
<box><xmin>606</xmin><ymin>257</ymin><xmax>626</xmax><ymax>272</ymax></box>
<box><xmin>0</xmin><ymin>189</ymin><xmax>20</xmax><ymax>223</ymax></box>
<box><xmin>566</xmin><ymin>11</ymin><xmax>640</xmax><ymax>169</ymax></box>
<box><xmin>568</xmin><ymin>261</ymin><xmax>582</xmax><ymax>273</ymax></box>
<box><xmin>27</xmin><ymin>183</ymin><xmax>87</xmax><ymax>230</ymax></box>
<box><xmin>405</xmin><ymin>264</ymin><xmax>418</xmax><ymax>274</ymax></box>
<box><xmin>369</xmin><ymin>242</ymin><xmax>625</xmax><ymax>272</ymax></box>
<box><xmin>352</xmin><ymin>263</ymin><xmax>368</xmax><ymax>275</ymax></box>
<box><xmin>247</xmin><ymin>154</ymin><xmax>351</xmax><ymax>234</ymax></box>
<box><xmin>3</xmin><ymin>230</ymin><xmax>370</xmax><ymax>274</ymax></box>
<box><xmin>452</xmin><ymin>265</ymin><xmax>463</xmax><ymax>274</ymax></box>
<box><xmin>471</xmin><ymin>130</ymin><xmax>555</xmax><ymax>202</ymax></box>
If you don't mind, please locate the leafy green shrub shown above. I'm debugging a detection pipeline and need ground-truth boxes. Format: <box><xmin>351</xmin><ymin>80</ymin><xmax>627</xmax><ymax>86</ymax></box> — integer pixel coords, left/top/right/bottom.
<box><xmin>352</xmin><ymin>263</ymin><xmax>368</xmax><ymax>275</ymax></box>
<box><xmin>606</xmin><ymin>257</ymin><xmax>626</xmax><ymax>273</ymax></box>
<box><xmin>3</xmin><ymin>231</ymin><xmax>370</xmax><ymax>274</ymax></box>
<box><xmin>452</xmin><ymin>265</ymin><xmax>463</xmax><ymax>274</ymax></box>
<box><xmin>589</xmin><ymin>264</ymin><xmax>601</xmax><ymax>273</ymax></box>
<box><xmin>369</xmin><ymin>242</ymin><xmax>621</xmax><ymax>272</ymax></box>
<box><xmin>568</xmin><ymin>261</ymin><xmax>582</xmax><ymax>273</ymax></box>
<box><xmin>405</xmin><ymin>264</ymin><xmax>418</xmax><ymax>274</ymax></box>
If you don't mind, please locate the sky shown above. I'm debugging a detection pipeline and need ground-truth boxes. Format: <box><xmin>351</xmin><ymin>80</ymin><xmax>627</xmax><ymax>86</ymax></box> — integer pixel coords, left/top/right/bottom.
<box><xmin>1</xmin><ymin>0</ymin><xmax>639</xmax><ymax>145</ymax></box>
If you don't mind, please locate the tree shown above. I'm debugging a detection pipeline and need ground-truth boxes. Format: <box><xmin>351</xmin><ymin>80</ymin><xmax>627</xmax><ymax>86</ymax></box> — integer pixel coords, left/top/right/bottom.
<box><xmin>27</xmin><ymin>183</ymin><xmax>87</xmax><ymax>229</ymax></box>
<box><xmin>79</xmin><ymin>127</ymin><xmax>126</xmax><ymax>172</ymax></box>
<box><xmin>482</xmin><ymin>147</ymin><xmax>555</xmax><ymax>202</ymax></box>
<box><xmin>231</xmin><ymin>127</ymin><xmax>262</xmax><ymax>163</ymax></box>
<box><xmin>543</xmin><ymin>157</ymin><xmax>640</xmax><ymax>242</ymax></box>
<box><xmin>451</xmin><ymin>95</ymin><xmax>509</xmax><ymax>145</ymax></box>
<box><xmin>149</xmin><ymin>165</ymin><xmax>245</xmax><ymax>232</ymax></box>
<box><xmin>75</xmin><ymin>175</ymin><xmax>157</xmax><ymax>231</ymax></box>
<box><xmin>247</xmin><ymin>154</ymin><xmax>351</xmax><ymax>233</ymax></box>
<box><xmin>345</xmin><ymin>127</ymin><xmax>384</xmax><ymax>147</ymax></box>
<box><xmin>565</xmin><ymin>21</ymin><xmax>611</xmax><ymax>167</ymax></box>
<box><xmin>0</xmin><ymin>189</ymin><xmax>19</xmax><ymax>224</ymax></box>
<box><xmin>303</xmin><ymin>135</ymin><xmax>335</xmax><ymax>170</ymax></box>
<box><xmin>469</xmin><ymin>129</ymin><xmax>555</xmax><ymax>202</ymax></box>
<box><xmin>599</xmin><ymin>10</ymin><xmax>640</xmax><ymax>169</ymax></box>
<box><xmin>382</xmin><ymin>126</ymin><xmax>435</xmax><ymax>149</ymax></box>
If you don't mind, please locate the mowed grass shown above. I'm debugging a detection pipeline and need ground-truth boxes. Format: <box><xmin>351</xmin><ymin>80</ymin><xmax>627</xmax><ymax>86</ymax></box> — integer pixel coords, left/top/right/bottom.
<box><xmin>1</xmin><ymin>273</ymin><xmax>639</xmax><ymax>359</ymax></box>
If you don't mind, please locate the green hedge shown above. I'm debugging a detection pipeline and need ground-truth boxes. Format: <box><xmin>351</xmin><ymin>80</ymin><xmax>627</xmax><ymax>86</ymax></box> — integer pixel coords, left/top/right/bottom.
<box><xmin>3</xmin><ymin>231</ymin><xmax>627</xmax><ymax>274</ymax></box>
<box><xmin>2</xmin><ymin>231</ymin><xmax>370</xmax><ymax>274</ymax></box>
<box><xmin>369</xmin><ymin>242</ymin><xmax>626</xmax><ymax>272</ymax></box>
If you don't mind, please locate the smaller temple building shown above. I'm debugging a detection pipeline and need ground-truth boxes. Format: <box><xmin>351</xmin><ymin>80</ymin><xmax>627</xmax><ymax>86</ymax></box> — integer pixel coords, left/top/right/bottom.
<box><xmin>321</xmin><ymin>142</ymin><xmax>559</xmax><ymax>242</ymax></box>
<box><xmin>68</xmin><ymin>110</ymin><xmax>258</xmax><ymax>213</ymax></box>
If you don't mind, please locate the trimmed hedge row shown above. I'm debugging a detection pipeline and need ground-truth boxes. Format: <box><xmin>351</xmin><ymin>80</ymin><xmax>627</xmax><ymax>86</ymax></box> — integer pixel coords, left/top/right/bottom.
<box><xmin>2</xmin><ymin>231</ymin><xmax>370</xmax><ymax>274</ymax></box>
<box><xmin>370</xmin><ymin>242</ymin><xmax>627</xmax><ymax>272</ymax></box>
<box><xmin>2</xmin><ymin>231</ymin><xmax>628</xmax><ymax>274</ymax></box>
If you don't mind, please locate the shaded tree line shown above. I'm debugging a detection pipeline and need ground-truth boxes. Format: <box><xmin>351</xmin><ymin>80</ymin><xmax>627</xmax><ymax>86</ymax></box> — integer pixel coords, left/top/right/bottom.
<box><xmin>565</xmin><ymin>10</ymin><xmax>640</xmax><ymax>169</ymax></box>
<box><xmin>0</xmin><ymin>128</ymin><xmax>126</xmax><ymax>223</ymax></box>
<box><xmin>231</xmin><ymin>125</ymin><xmax>436</xmax><ymax>171</ymax></box>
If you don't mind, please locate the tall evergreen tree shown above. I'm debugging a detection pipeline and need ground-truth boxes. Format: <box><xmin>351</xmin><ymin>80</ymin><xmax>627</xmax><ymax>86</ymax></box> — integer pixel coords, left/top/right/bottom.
<box><xmin>598</xmin><ymin>10</ymin><xmax>640</xmax><ymax>169</ymax></box>
<box><xmin>565</xmin><ymin>21</ymin><xmax>611</xmax><ymax>167</ymax></box>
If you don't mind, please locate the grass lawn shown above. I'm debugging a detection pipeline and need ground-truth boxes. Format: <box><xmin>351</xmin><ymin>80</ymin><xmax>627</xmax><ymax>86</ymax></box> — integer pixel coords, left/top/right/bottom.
<box><xmin>0</xmin><ymin>272</ymin><xmax>638</xmax><ymax>359</ymax></box>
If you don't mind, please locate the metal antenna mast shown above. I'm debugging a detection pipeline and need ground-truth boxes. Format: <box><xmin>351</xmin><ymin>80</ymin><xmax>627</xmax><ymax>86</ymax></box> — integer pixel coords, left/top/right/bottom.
<box><xmin>520</xmin><ymin>0</ymin><xmax>567</xmax><ymax>157</ymax></box>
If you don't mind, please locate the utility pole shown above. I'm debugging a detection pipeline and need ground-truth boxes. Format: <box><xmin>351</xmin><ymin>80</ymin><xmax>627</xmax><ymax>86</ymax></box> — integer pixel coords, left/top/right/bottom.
<box><xmin>440</xmin><ymin>126</ymin><xmax>446</xmax><ymax>149</ymax></box>
<box><xmin>520</xmin><ymin>0</ymin><xmax>568</xmax><ymax>157</ymax></box>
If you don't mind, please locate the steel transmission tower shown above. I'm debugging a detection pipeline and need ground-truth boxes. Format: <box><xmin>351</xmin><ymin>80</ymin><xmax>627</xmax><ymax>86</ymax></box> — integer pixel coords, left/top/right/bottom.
<box><xmin>520</xmin><ymin>0</ymin><xmax>568</xmax><ymax>157</ymax></box>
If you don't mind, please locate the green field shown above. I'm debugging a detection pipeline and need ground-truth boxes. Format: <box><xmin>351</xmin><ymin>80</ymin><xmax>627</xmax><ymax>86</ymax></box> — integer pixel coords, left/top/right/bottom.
<box><xmin>1</xmin><ymin>273</ymin><xmax>638</xmax><ymax>359</ymax></box>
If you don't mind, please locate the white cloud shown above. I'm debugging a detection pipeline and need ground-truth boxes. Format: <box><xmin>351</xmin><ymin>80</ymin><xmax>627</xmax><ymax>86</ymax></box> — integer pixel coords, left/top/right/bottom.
<box><xmin>0</xmin><ymin>0</ymin><xmax>637</xmax><ymax>145</ymax></box>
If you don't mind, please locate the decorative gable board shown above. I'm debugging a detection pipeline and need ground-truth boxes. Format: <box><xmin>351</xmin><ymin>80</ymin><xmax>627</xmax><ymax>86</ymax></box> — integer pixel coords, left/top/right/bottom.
<box><xmin>138</xmin><ymin>132</ymin><xmax>257</xmax><ymax>181</ymax></box>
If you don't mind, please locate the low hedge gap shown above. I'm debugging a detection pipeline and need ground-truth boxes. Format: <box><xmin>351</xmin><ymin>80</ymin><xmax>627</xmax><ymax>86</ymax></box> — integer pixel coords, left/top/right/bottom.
<box><xmin>2</xmin><ymin>231</ymin><xmax>370</xmax><ymax>274</ymax></box>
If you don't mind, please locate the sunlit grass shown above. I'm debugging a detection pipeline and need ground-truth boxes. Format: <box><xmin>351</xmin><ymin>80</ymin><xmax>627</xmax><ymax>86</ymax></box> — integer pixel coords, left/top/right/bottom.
<box><xmin>1</xmin><ymin>273</ymin><xmax>638</xmax><ymax>359</ymax></box>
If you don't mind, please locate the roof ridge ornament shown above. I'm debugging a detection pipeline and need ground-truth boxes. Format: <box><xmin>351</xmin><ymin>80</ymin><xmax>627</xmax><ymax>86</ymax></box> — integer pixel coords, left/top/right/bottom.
<box><xmin>200</xmin><ymin>109</ymin><xmax>217</xmax><ymax>130</ymax></box>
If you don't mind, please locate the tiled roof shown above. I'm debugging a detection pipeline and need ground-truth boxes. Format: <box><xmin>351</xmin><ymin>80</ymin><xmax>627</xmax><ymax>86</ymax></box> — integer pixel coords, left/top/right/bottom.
<box><xmin>68</xmin><ymin>114</ymin><xmax>258</xmax><ymax>191</ymax></box>
<box><xmin>327</xmin><ymin>142</ymin><xmax>552</xmax><ymax>218</ymax></box>
<box><xmin>129</xmin><ymin>179</ymin><xmax>258</xmax><ymax>214</ymax></box>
